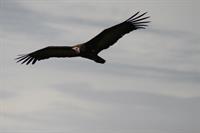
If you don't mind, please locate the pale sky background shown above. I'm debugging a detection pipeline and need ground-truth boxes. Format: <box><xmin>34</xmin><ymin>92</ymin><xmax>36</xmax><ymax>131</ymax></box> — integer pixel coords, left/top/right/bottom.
<box><xmin>0</xmin><ymin>0</ymin><xmax>200</xmax><ymax>133</ymax></box>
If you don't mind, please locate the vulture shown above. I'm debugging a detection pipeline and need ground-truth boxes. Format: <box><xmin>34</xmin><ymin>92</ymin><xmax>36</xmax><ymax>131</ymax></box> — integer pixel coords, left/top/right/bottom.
<box><xmin>16</xmin><ymin>12</ymin><xmax>150</xmax><ymax>65</ymax></box>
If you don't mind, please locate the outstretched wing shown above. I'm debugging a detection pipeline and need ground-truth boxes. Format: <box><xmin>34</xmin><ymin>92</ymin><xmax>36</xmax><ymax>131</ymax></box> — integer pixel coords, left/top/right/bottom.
<box><xmin>16</xmin><ymin>46</ymin><xmax>76</xmax><ymax>65</ymax></box>
<box><xmin>84</xmin><ymin>12</ymin><xmax>150</xmax><ymax>53</ymax></box>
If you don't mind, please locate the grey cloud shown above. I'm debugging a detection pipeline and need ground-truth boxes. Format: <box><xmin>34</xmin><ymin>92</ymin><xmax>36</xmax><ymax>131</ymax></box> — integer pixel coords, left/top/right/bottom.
<box><xmin>54</xmin><ymin>82</ymin><xmax>200</xmax><ymax>109</ymax></box>
<box><xmin>0</xmin><ymin>1</ymin><xmax>65</xmax><ymax>40</ymax></box>
<box><xmin>47</xmin><ymin>60</ymin><xmax>200</xmax><ymax>83</ymax></box>
<box><xmin>0</xmin><ymin>90</ymin><xmax>17</xmax><ymax>99</ymax></box>
<box><xmin>147</xmin><ymin>27</ymin><xmax>196</xmax><ymax>38</ymax></box>
<box><xmin>112</xmin><ymin>63</ymin><xmax>200</xmax><ymax>82</ymax></box>
<box><xmin>0</xmin><ymin>1</ymin><xmax>112</xmax><ymax>38</ymax></box>
<box><xmin>27</xmin><ymin>84</ymin><xmax>200</xmax><ymax>132</ymax></box>
<box><xmin>62</xmin><ymin>16</ymin><xmax>115</xmax><ymax>28</ymax></box>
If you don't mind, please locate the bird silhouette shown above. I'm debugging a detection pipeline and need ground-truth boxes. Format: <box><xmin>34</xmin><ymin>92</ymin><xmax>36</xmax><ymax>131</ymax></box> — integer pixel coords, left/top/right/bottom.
<box><xmin>16</xmin><ymin>12</ymin><xmax>150</xmax><ymax>65</ymax></box>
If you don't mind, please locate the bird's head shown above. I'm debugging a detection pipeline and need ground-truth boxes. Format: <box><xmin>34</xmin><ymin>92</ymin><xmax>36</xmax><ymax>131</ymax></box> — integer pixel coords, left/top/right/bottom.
<box><xmin>72</xmin><ymin>47</ymin><xmax>80</xmax><ymax>54</ymax></box>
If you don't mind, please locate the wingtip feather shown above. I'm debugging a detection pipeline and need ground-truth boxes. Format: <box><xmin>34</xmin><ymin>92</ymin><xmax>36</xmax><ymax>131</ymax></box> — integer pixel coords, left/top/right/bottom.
<box><xmin>125</xmin><ymin>12</ymin><xmax>150</xmax><ymax>30</ymax></box>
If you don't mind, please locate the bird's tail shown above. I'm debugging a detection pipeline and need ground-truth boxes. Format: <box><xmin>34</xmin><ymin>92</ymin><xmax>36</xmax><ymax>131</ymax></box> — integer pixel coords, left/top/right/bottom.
<box><xmin>83</xmin><ymin>55</ymin><xmax>105</xmax><ymax>64</ymax></box>
<box><xmin>94</xmin><ymin>55</ymin><xmax>106</xmax><ymax>64</ymax></box>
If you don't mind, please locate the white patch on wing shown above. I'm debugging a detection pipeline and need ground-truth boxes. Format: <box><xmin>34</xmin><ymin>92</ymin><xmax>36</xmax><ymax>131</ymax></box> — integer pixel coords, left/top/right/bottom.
<box><xmin>72</xmin><ymin>47</ymin><xmax>80</xmax><ymax>54</ymax></box>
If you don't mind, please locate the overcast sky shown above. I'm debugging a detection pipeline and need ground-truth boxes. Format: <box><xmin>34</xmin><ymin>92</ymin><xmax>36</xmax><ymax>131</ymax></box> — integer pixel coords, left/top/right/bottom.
<box><xmin>1</xmin><ymin>0</ymin><xmax>200</xmax><ymax>133</ymax></box>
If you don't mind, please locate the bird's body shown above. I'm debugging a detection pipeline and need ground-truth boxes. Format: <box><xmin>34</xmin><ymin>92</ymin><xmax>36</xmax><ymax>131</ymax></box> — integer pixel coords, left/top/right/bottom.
<box><xmin>16</xmin><ymin>12</ymin><xmax>150</xmax><ymax>65</ymax></box>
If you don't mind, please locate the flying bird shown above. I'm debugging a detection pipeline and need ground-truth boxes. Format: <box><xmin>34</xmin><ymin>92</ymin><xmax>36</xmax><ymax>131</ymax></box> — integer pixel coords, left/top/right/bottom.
<box><xmin>16</xmin><ymin>12</ymin><xmax>150</xmax><ymax>65</ymax></box>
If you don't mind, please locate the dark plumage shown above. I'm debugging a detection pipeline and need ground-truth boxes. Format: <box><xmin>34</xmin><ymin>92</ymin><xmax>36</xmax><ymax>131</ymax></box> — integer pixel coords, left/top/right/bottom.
<box><xmin>16</xmin><ymin>12</ymin><xmax>150</xmax><ymax>65</ymax></box>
